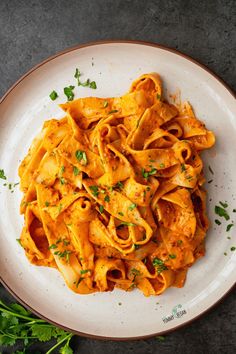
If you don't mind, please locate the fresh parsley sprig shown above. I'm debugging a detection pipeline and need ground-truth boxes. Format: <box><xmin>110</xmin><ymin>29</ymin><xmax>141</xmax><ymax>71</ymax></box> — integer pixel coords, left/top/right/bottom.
<box><xmin>0</xmin><ymin>299</ymin><xmax>74</xmax><ymax>353</ymax></box>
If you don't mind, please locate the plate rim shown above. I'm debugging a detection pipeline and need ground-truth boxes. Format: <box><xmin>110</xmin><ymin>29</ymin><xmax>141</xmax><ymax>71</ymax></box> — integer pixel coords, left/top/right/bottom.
<box><xmin>0</xmin><ymin>39</ymin><xmax>235</xmax><ymax>341</ymax></box>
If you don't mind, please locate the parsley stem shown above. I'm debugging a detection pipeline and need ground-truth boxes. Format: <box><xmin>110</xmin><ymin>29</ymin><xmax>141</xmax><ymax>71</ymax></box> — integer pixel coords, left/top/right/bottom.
<box><xmin>45</xmin><ymin>332</ymin><xmax>73</xmax><ymax>354</ymax></box>
<box><xmin>0</xmin><ymin>305</ymin><xmax>45</xmax><ymax>322</ymax></box>
<box><xmin>0</xmin><ymin>330</ymin><xmax>38</xmax><ymax>340</ymax></box>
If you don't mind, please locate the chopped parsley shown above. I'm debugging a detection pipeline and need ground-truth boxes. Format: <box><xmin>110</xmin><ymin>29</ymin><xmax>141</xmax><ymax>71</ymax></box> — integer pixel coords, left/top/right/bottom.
<box><xmin>219</xmin><ymin>201</ymin><xmax>228</xmax><ymax>208</ymax></box>
<box><xmin>230</xmin><ymin>247</ymin><xmax>236</xmax><ymax>251</ymax></box>
<box><xmin>119</xmin><ymin>221</ymin><xmax>136</xmax><ymax>227</ymax></box>
<box><xmin>177</xmin><ymin>240</ymin><xmax>183</xmax><ymax>246</ymax></box>
<box><xmin>169</xmin><ymin>254</ymin><xmax>176</xmax><ymax>259</ymax></box>
<box><xmin>89</xmin><ymin>185</ymin><xmax>99</xmax><ymax>197</ymax></box>
<box><xmin>181</xmin><ymin>164</ymin><xmax>186</xmax><ymax>172</ymax></box>
<box><xmin>152</xmin><ymin>257</ymin><xmax>168</xmax><ymax>273</ymax></box>
<box><xmin>64</xmin><ymin>85</ymin><xmax>75</xmax><ymax>101</ymax></box>
<box><xmin>75</xmin><ymin>150</ymin><xmax>88</xmax><ymax>165</ymax></box>
<box><xmin>74</xmin><ymin>68</ymin><xmax>97</xmax><ymax>89</ymax></box>
<box><xmin>114</xmin><ymin>181</ymin><xmax>124</xmax><ymax>190</ymax></box>
<box><xmin>142</xmin><ymin>167</ymin><xmax>157</xmax><ymax>179</ymax></box>
<box><xmin>54</xmin><ymin>250</ymin><xmax>71</xmax><ymax>262</ymax></box>
<box><xmin>45</xmin><ymin>201</ymin><xmax>50</xmax><ymax>207</ymax></box>
<box><xmin>49</xmin><ymin>244</ymin><xmax>57</xmax><ymax>250</ymax></box>
<box><xmin>103</xmin><ymin>100</ymin><xmax>108</xmax><ymax>108</ymax></box>
<box><xmin>159</xmin><ymin>163</ymin><xmax>165</xmax><ymax>168</ymax></box>
<box><xmin>0</xmin><ymin>169</ymin><xmax>7</xmax><ymax>180</ymax></box>
<box><xmin>80</xmin><ymin>269</ymin><xmax>90</xmax><ymax>275</ymax></box>
<box><xmin>226</xmin><ymin>224</ymin><xmax>234</xmax><ymax>232</ymax></box>
<box><xmin>16</xmin><ymin>238</ymin><xmax>23</xmax><ymax>247</ymax></box>
<box><xmin>89</xmin><ymin>81</ymin><xmax>97</xmax><ymax>89</ymax></box>
<box><xmin>60</xmin><ymin>177</ymin><xmax>65</xmax><ymax>185</ymax></box>
<box><xmin>233</xmin><ymin>209</ymin><xmax>236</xmax><ymax>213</ymax></box>
<box><xmin>215</xmin><ymin>205</ymin><xmax>230</xmax><ymax>220</ymax></box>
<box><xmin>104</xmin><ymin>195</ymin><xmax>110</xmax><ymax>202</ymax></box>
<box><xmin>73</xmin><ymin>166</ymin><xmax>80</xmax><ymax>176</ymax></box>
<box><xmin>118</xmin><ymin>211</ymin><xmax>124</xmax><ymax>216</ymax></box>
<box><xmin>215</xmin><ymin>219</ymin><xmax>221</xmax><ymax>225</ymax></box>
<box><xmin>128</xmin><ymin>203</ymin><xmax>137</xmax><ymax>211</ymax></box>
<box><xmin>49</xmin><ymin>90</ymin><xmax>58</xmax><ymax>101</ymax></box>
<box><xmin>99</xmin><ymin>205</ymin><xmax>104</xmax><ymax>214</ymax></box>
<box><xmin>134</xmin><ymin>244</ymin><xmax>140</xmax><ymax>250</ymax></box>
<box><xmin>156</xmin><ymin>93</ymin><xmax>161</xmax><ymax>100</ymax></box>
<box><xmin>108</xmin><ymin>110</ymin><xmax>118</xmax><ymax>114</ymax></box>
<box><xmin>131</xmin><ymin>268</ymin><xmax>141</xmax><ymax>280</ymax></box>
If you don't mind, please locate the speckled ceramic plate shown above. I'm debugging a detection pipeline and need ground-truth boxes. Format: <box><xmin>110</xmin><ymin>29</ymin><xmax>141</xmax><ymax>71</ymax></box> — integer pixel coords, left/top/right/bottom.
<box><xmin>0</xmin><ymin>41</ymin><xmax>236</xmax><ymax>340</ymax></box>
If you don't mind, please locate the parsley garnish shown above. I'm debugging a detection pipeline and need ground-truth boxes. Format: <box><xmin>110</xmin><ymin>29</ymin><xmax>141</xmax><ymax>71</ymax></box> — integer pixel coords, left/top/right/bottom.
<box><xmin>60</xmin><ymin>177</ymin><xmax>65</xmax><ymax>185</ymax></box>
<box><xmin>64</xmin><ymin>85</ymin><xmax>75</xmax><ymax>101</ymax></box>
<box><xmin>108</xmin><ymin>110</ymin><xmax>118</xmax><ymax>114</ymax></box>
<box><xmin>181</xmin><ymin>164</ymin><xmax>186</xmax><ymax>172</ymax></box>
<box><xmin>119</xmin><ymin>221</ymin><xmax>136</xmax><ymax>227</ymax></box>
<box><xmin>128</xmin><ymin>203</ymin><xmax>137</xmax><ymax>211</ymax></box>
<box><xmin>104</xmin><ymin>195</ymin><xmax>110</xmax><ymax>202</ymax></box>
<box><xmin>226</xmin><ymin>224</ymin><xmax>234</xmax><ymax>232</ymax></box>
<box><xmin>215</xmin><ymin>219</ymin><xmax>221</xmax><ymax>225</ymax></box>
<box><xmin>73</xmin><ymin>166</ymin><xmax>80</xmax><ymax>176</ymax></box>
<box><xmin>215</xmin><ymin>205</ymin><xmax>230</xmax><ymax>220</ymax></box>
<box><xmin>219</xmin><ymin>201</ymin><xmax>228</xmax><ymax>208</ymax></box>
<box><xmin>114</xmin><ymin>181</ymin><xmax>124</xmax><ymax>190</ymax></box>
<box><xmin>142</xmin><ymin>168</ymin><xmax>157</xmax><ymax>179</ymax></box>
<box><xmin>75</xmin><ymin>150</ymin><xmax>88</xmax><ymax>165</ymax></box>
<box><xmin>152</xmin><ymin>257</ymin><xmax>168</xmax><ymax>273</ymax></box>
<box><xmin>169</xmin><ymin>254</ymin><xmax>176</xmax><ymax>259</ymax></box>
<box><xmin>99</xmin><ymin>205</ymin><xmax>104</xmax><ymax>214</ymax></box>
<box><xmin>103</xmin><ymin>100</ymin><xmax>108</xmax><ymax>108</ymax></box>
<box><xmin>231</xmin><ymin>247</ymin><xmax>236</xmax><ymax>251</ymax></box>
<box><xmin>16</xmin><ymin>238</ymin><xmax>23</xmax><ymax>247</ymax></box>
<box><xmin>74</xmin><ymin>68</ymin><xmax>97</xmax><ymax>89</ymax></box>
<box><xmin>159</xmin><ymin>163</ymin><xmax>165</xmax><ymax>168</ymax></box>
<box><xmin>131</xmin><ymin>268</ymin><xmax>141</xmax><ymax>280</ymax></box>
<box><xmin>49</xmin><ymin>90</ymin><xmax>58</xmax><ymax>101</ymax></box>
<box><xmin>118</xmin><ymin>211</ymin><xmax>124</xmax><ymax>216</ymax></box>
<box><xmin>0</xmin><ymin>169</ymin><xmax>7</xmax><ymax>180</ymax></box>
<box><xmin>233</xmin><ymin>209</ymin><xmax>236</xmax><ymax>213</ymax></box>
<box><xmin>49</xmin><ymin>244</ymin><xmax>57</xmax><ymax>250</ymax></box>
<box><xmin>54</xmin><ymin>250</ymin><xmax>71</xmax><ymax>262</ymax></box>
<box><xmin>134</xmin><ymin>244</ymin><xmax>140</xmax><ymax>250</ymax></box>
<box><xmin>45</xmin><ymin>201</ymin><xmax>50</xmax><ymax>207</ymax></box>
<box><xmin>0</xmin><ymin>299</ymin><xmax>74</xmax><ymax>352</ymax></box>
<box><xmin>89</xmin><ymin>81</ymin><xmax>97</xmax><ymax>89</ymax></box>
<box><xmin>89</xmin><ymin>185</ymin><xmax>99</xmax><ymax>197</ymax></box>
<box><xmin>80</xmin><ymin>269</ymin><xmax>90</xmax><ymax>275</ymax></box>
<box><xmin>177</xmin><ymin>239</ymin><xmax>183</xmax><ymax>246</ymax></box>
<box><xmin>156</xmin><ymin>93</ymin><xmax>161</xmax><ymax>100</ymax></box>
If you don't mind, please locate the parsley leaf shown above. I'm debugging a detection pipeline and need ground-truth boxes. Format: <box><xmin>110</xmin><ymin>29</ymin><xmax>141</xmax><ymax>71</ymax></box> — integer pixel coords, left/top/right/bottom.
<box><xmin>64</xmin><ymin>86</ymin><xmax>75</xmax><ymax>101</ymax></box>
<box><xmin>226</xmin><ymin>224</ymin><xmax>234</xmax><ymax>232</ymax></box>
<box><xmin>99</xmin><ymin>205</ymin><xmax>104</xmax><ymax>214</ymax></box>
<box><xmin>0</xmin><ymin>169</ymin><xmax>7</xmax><ymax>180</ymax></box>
<box><xmin>73</xmin><ymin>166</ymin><xmax>80</xmax><ymax>176</ymax></box>
<box><xmin>49</xmin><ymin>90</ymin><xmax>58</xmax><ymax>101</ymax></box>
<box><xmin>128</xmin><ymin>203</ymin><xmax>136</xmax><ymax>211</ymax></box>
<box><xmin>89</xmin><ymin>185</ymin><xmax>99</xmax><ymax>197</ymax></box>
<box><xmin>104</xmin><ymin>195</ymin><xmax>110</xmax><ymax>202</ymax></box>
<box><xmin>215</xmin><ymin>205</ymin><xmax>230</xmax><ymax>220</ymax></box>
<box><xmin>152</xmin><ymin>257</ymin><xmax>168</xmax><ymax>273</ymax></box>
<box><xmin>75</xmin><ymin>150</ymin><xmax>88</xmax><ymax>165</ymax></box>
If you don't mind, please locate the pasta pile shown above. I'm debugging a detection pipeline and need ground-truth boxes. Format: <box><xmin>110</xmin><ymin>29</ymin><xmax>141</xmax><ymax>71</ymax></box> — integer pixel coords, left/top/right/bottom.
<box><xmin>19</xmin><ymin>73</ymin><xmax>215</xmax><ymax>296</ymax></box>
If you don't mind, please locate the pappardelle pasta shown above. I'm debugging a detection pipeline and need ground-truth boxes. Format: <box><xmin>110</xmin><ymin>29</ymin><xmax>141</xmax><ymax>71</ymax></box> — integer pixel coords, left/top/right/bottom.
<box><xmin>19</xmin><ymin>73</ymin><xmax>215</xmax><ymax>296</ymax></box>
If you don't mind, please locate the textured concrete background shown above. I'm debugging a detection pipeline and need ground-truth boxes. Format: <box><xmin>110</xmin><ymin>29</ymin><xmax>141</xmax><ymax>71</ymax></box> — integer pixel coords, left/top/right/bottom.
<box><xmin>0</xmin><ymin>0</ymin><xmax>235</xmax><ymax>353</ymax></box>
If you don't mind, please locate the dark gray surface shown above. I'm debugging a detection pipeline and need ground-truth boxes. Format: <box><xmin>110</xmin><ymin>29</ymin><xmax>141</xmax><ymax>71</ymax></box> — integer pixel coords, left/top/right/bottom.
<box><xmin>0</xmin><ymin>0</ymin><xmax>235</xmax><ymax>353</ymax></box>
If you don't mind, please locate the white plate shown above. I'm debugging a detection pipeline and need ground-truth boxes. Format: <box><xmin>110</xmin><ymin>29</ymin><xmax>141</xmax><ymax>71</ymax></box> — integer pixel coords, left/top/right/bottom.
<box><xmin>0</xmin><ymin>41</ymin><xmax>236</xmax><ymax>340</ymax></box>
